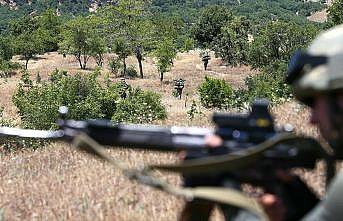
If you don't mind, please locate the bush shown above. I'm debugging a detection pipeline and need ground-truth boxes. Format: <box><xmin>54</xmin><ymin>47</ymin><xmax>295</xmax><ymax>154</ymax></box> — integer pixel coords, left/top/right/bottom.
<box><xmin>232</xmin><ymin>61</ymin><xmax>292</xmax><ymax>108</ymax></box>
<box><xmin>112</xmin><ymin>88</ymin><xmax>167</xmax><ymax>124</ymax></box>
<box><xmin>0</xmin><ymin>107</ymin><xmax>44</xmax><ymax>151</ymax></box>
<box><xmin>187</xmin><ymin>100</ymin><xmax>203</xmax><ymax>120</ymax></box>
<box><xmin>0</xmin><ymin>60</ymin><xmax>21</xmax><ymax>78</ymax></box>
<box><xmin>124</xmin><ymin>65</ymin><xmax>138</xmax><ymax>78</ymax></box>
<box><xmin>108</xmin><ymin>57</ymin><xmax>123</xmax><ymax>76</ymax></box>
<box><xmin>13</xmin><ymin>70</ymin><xmax>167</xmax><ymax>130</ymax></box>
<box><xmin>198</xmin><ymin>76</ymin><xmax>233</xmax><ymax>109</ymax></box>
<box><xmin>99</xmin><ymin>83</ymin><xmax>125</xmax><ymax>119</ymax></box>
<box><xmin>13</xmin><ymin>70</ymin><xmax>104</xmax><ymax>129</ymax></box>
<box><xmin>20</xmin><ymin>70</ymin><xmax>33</xmax><ymax>86</ymax></box>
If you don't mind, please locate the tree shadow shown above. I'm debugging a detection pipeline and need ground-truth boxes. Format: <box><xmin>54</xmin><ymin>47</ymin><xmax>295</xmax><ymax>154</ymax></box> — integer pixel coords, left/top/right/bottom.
<box><xmin>0</xmin><ymin>71</ymin><xmax>18</xmax><ymax>78</ymax></box>
<box><xmin>17</xmin><ymin>56</ymin><xmax>47</xmax><ymax>61</ymax></box>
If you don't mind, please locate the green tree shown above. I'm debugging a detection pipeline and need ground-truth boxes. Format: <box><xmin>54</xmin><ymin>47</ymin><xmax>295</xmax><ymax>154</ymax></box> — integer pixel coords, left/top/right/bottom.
<box><xmin>59</xmin><ymin>16</ymin><xmax>105</xmax><ymax>70</ymax></box>
<box><xmin>99</xmin><ymin>1</ymin><xmax>154</xmax><ymax>78</ymax></box>
<box><xmin>99</xmin><ymin>1</ymin><xmax>189</xmax><ymax>78</ymax></box>
<box><xmin>0</xmin><ymin>35</ymin><xmax>14</xmax><ymax>61</ymax></box>
<box><xmin>191</xmin><ymin>5</ymin><xmax>233</xmax><ymax>48</ymax></box>
<box><xmin>154</xmin><ymin>38</ymin><xmax>177</xmax><ymax>82</ymax></box>
<box><xmin>90</xmin><ymin>36</ymin><xmax>107</xmax><ymax>67</ymax></box>
<box><xmin>112</xmin><ymin>37</ymin><xmax>132</xmax><ymax>76</ymax></box>
<box><xmin>151</xmin><ymin>14</ymin><xmax>188</xmax><ymax>50</ymax></box>
<box><xmin>14</xmin><ymin>31</ymin><xmax>44</xmax><ymax>69</ymax></box>
<box><xmin>132</xmin><ymin>19</ymin><xmax>155</xmax><ymax>79</ymax></box>
<box><xmin>35</xmin><ymin>9</ymin><xmax>62</xmax><ymax>52</ymax></box>
<box><xmin>9</xmin><ymin>16</ymin><xmax>44</xmax><ymax>69</ymax></box>
<box><xmin>328</xmin><ymin>0</ymin><xmax>343</xmax><ymax>26</ymax></box>
<box><xmin>248</xmin><ymin>21</ymin><xmax>318</xmax><ymax>69</ymax></box>
<box><xmin>0</xmin><ymin>35</ymin><xmax>21</xmax><ymax>76</ymax></box>
<box><xmin>212</xmin><ymin>16</ymin><xmax>251</xmax><ymax>66</ymax></box>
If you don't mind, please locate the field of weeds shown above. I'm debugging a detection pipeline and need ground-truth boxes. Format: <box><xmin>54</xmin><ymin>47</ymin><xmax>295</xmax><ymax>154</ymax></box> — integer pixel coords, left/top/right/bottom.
<box><xmin>0</xmin><ymin>51</ymin><xmax>327</xmax><ymax>220</ymax></box>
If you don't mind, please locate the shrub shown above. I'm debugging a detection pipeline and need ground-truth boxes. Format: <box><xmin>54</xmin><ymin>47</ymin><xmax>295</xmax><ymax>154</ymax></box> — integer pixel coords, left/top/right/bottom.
<box><xmin>99</xmin><ymin>83</ymin><xmax>125</xmax><ymax>119</ymax></box>
<box><xmin>108</xmin><ymin>57</ymin><xmax>123</xmax><ymax>77</ymax></box>
<box><xmin>124</xmin><ymin>65</ymin><xmax>138</xmax><ymax>78</ymax></box>
<box><xmin>0</xmin><ymin>107</ymin><xmax>44</xmax><ymax>151</ymax></box>
<box><xmin>112</xmin><ymin>88</ymin><xmax>167</xmax><ymax>124</ymax></box>
<box><xmin>187</xmin><ymin>100</ymin><xmax>203</xmax><ymax>120</ymax></box>
<box><xmin>0</xmin><ymin>60</ymin><xmax>21</xmax><ymax>78</ymax></box>
<box><xmin>0</xmin><ymin>106</ymin><xmax>16</xmax><ymax>129</ymax></box>
<box><xmin>13</xmin><ymin>70</ymin><xmax>104</xmax><ymax>129</ymax></box>
<box><xmin>232</xmin><ymin>61</ymin><xmax>292</xmax><ymax>108</ymax></box>
<box><xmin>13</xmin><ymin>70</ymin><xmax>167</xmax><ymax>130</ymax></box>
<box><xmin>20</xmin><ymin>70</ymin><xmax>33</xmax><ymax>86</ymax></box>
<box><xmin>198</xmin><ymin>76</ymin><xmax>233</xmax><ymax>109</ymax></box>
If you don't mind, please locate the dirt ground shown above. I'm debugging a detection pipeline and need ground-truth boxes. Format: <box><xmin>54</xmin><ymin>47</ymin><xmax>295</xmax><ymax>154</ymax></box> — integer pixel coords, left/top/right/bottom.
<box><xmin>0</xmin><ymin>51</ymin><xmax>327</xmax><ymax>221</ymax></box>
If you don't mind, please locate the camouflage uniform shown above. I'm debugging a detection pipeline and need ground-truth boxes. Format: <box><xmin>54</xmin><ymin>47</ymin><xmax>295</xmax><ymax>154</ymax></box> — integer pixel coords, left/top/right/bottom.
<box><xmin>301</xmin><ymin>173</ymin><xmax>343</xmax><ymax>221</ymax></box>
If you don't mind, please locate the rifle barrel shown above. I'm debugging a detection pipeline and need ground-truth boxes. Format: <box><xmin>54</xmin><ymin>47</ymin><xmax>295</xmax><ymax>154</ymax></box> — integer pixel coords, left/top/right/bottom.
<box><xmin>0</xmin><ymin>127</ymin><xmax>64</xmax><ymax>139</ymax></box>
<box><xmin>85</xmin><ymin>121</ymin><xmax>214</xmax><ymax>151</ymax></box>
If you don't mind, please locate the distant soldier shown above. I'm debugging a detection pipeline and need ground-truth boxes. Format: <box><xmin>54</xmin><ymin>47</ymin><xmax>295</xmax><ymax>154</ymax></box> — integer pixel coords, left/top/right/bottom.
<box><xmin>202</xmin><ymin>53</ymin><xmax>211</xmax><ymax>71</ymax></box>
<box><xmin>173</xmin><ymin>79</ymin><xmax>185</xmax><ymax>99</ymax></box>
<box><xmin>119</xmin><ymin>77</ymin><xmax>129</xmax><ymax>99</ymax></box>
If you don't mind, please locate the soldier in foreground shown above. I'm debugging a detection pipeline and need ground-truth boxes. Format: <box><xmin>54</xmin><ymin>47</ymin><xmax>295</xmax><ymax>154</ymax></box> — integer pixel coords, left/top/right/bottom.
<box><xmin>181</xmin><ymin>24</ymin><xmax>343</xmax><ymax>221</ymax></box>
<box><xmin>261</xmin><ymin>24</ymin><xmax>343</xmax><ymax>221</ymax></box>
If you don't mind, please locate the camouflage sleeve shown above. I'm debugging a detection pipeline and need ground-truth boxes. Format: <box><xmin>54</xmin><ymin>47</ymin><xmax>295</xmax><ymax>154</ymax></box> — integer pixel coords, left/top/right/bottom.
<box><xmin>301</xmin><ymin>172</ymin><xmax>343</xmax><ymax>221</ymax></box>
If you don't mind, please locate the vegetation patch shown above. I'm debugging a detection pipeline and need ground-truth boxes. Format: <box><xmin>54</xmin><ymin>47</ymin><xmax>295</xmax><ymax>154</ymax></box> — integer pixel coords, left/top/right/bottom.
<box><xmin>12</xmin><ymin>70</ymin><xmax>167</xmax><ymax>130</ymax></box>
<box><xmin>198</xmin><ymin>76</ymin><xmax>233</xmax><ymax>109</ymax></box>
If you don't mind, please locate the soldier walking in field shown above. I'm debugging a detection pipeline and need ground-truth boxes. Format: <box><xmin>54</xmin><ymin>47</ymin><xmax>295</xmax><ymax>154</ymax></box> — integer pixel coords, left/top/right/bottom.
<box><xmin>174</xmin><ymin>79</ymin><xmax>185</xmax><ymax>99</ymax></box>
<box><xmin>202</xmin><ymin>53</ymin><xmax>211</xmax><ymax>71</ymax></box>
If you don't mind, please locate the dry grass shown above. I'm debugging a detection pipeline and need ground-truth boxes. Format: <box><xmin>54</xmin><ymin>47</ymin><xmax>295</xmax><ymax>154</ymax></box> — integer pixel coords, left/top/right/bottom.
<box><xmin>0</xmin><ymin>50</ymin><xmax>325</xmax><ymax>220</ymax></box>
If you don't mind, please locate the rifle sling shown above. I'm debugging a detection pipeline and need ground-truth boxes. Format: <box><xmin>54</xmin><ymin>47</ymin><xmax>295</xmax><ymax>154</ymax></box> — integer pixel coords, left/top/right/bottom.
<box><xmin>72</xmin><ymin>133</ymin><xmax>268</xmax><ymax>221</ymax></box>
<box><xmin>150</xmin><ymin>133</ymin><xmax>297</xmax><ymax>175</ymax></box>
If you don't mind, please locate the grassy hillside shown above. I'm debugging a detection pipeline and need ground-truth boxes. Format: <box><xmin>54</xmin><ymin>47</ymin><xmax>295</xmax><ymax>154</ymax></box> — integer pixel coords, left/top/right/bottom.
<box><xmin>0</xmin><ymin>51</ymin><xmax>325</xmax><ymax>221</ymax></box>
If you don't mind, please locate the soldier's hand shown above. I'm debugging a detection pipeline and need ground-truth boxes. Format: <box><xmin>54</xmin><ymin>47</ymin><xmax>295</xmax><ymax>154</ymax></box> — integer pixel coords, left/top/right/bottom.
<box><xmin>261</xmin><ymin>171</ymin><xmax>318</xmax><ymax>221</ymax></box>
<box><xmin>204</xmin><ymin>135</ymin><xmax>223</xmax><ymax>148</ymax></box>
<box><xmin>259</xmin><ymin>194</ymin><xmax>286</xmax><ymax>221</ymax></box>
<box><xmin>178</xmin><ymin>135</ymin><xmax>223</xmax><ymax>160</ymax></box>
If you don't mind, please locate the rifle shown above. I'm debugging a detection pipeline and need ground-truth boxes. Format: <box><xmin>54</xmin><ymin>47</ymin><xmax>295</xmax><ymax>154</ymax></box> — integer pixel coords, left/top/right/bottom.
<box><xmin>0</xmin><ymin>100</ymin><xmax>328</xmax><ymax>220</ymax></box>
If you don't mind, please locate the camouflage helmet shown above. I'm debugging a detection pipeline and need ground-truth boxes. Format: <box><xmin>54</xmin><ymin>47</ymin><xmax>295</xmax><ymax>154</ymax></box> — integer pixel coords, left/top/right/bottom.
<box><xmin>286</xmin><ymin>24</ymin><xmax>343</xmax><ymax>106</ymax></box>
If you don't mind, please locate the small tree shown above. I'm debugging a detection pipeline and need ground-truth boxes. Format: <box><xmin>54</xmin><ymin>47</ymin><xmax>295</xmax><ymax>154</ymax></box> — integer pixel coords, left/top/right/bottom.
<box><xmin>35</xmin><ymin>9</ymin><xmax>62</xmax><ymax>52</ymax></box>
<box><xmin>90</xmin><ymin>36</ymin><xmax>106</xmax><ymax>67</ymax></box>
<box><xmin>248</xmin><ymin>21</ymin><xmax>318</xmax><ymax>69</ymax></box>
<box><xmin>212</xmin><ymin>16</ymin><xmax>251</xmax><ymax>66</ymax></box>
<box><xmin>99</xmin><ymin>1</ymin><xmax>154</xmax><ymax>79</ymax></box>
<box><xmin>154</xmin><ymin>38</ymin><xmax>177</xmax><ymax>82</ymax></box>
<box><xmin>9</xmin><ymin>12</ymin><xmax>61</xmax><ymax>69</ymax></box>
<box><xmin>112</xmin><ymin>38</ymin><xmax>131</xmax><ymax>76</ymax></box>
<box><xmin>0</xmin><ymin>35</ymin><xmax>14</xmax><ymax>61</ymax></box>
<box><xmin>14</xmin><ymin>31</ymin><xmax>44</xmax><ymax>69</ymax></box>
<box><xmin>0</xmin><ymin>35</ymin><xmax>21</xmax><ymax>76</ymax></box>
<box><xmin>191</xmin><ymin>5</ymin><xmax>233</xmax><ymax>48</ymax></box>
<box><xmin>59</xmin><ymin>16</ymin><xmax>105</xmax><ymax>70</ymax></box>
